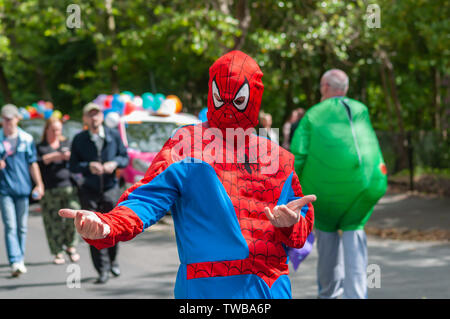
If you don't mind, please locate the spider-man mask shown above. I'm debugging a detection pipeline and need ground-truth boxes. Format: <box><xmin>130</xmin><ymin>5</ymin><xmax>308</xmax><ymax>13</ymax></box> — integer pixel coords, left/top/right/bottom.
<box><xmin>207</xmin><ymin>50</ymin><xmax>264</xmax><ymax>131</ymax></box>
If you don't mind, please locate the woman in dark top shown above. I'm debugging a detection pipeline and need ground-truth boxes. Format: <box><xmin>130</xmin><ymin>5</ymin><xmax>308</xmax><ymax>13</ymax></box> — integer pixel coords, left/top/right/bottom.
<box><xmin>37</xmin><ymin>117</ymin><xmax>81</xmax><ymax>264</ymax></box>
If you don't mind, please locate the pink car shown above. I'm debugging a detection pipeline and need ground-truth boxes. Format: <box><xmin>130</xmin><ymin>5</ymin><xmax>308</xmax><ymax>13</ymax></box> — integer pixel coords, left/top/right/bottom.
<box><xmin>116</xmin><ymin>111</ymin><xmax>200</xmax><ymax>187</ymax></box>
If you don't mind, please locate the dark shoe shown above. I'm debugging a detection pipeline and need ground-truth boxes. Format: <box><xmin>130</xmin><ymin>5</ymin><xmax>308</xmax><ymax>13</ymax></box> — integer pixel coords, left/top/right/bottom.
<box><xmin>95</xmin><ymin>272</ymin><xmax>109</xmax><ymax>284</ymax></box>
<box><xmin>110</xmin><ymin>265</ymin><xmax>121</xmax><ymax>277</ymax></box>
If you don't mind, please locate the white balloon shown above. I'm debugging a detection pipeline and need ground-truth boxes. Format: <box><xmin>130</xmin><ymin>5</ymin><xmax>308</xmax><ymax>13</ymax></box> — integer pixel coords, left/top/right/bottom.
<box><xmin>105</xmin><ymin>112</ymin><xmax>120</xmax><ymax>128</ymax></box>
<box><xmin>120</xmin><ymin>94</ymin><xmax>131</xmax><ymax>103</ymax></box>
<box><xmin>158</xmin><ymin>99</ymin><xmax>176</xmax><ymax>115</ymax></box>
<box><xmin>133</xmin><ymin>96</ymin><xmax>143</xmax><ymax>107</ymax></box>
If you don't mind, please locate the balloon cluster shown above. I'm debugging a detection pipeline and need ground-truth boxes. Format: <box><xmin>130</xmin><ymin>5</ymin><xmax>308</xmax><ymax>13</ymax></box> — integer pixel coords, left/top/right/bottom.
<box><xmin>18</xmin><ymin>101</ymin><xmax>69</xmax><ymax>121</ymax></box>
<box><xmin>91</xmin><ymin>91</ymin><xmax>183</xmax><ymax>118</ymax></box>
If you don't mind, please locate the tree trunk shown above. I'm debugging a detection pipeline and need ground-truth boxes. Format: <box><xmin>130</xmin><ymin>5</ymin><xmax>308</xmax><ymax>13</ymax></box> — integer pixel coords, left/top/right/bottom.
<box><xmin>105</xmin><ymin>0</ymin><xmax>119</xmax><ymax>93</ymax></box>
<box><xmin>379</xmin><ymin>63</ymin><xmax>395</xmax><ymax>132</ymax></box>
<box><xmin>233</xmin><ymin>0</ymin><xmax>251</xmax><ymax>51</ymax></box>
<box><xmin>281</xmin><ymin>58</ymin><xmax>294</xmax><ymax>124</ymax></box>
<box><xmin>0</xmin><ymin>63</ymin><xmax>14</xmax><ymax>104</ymax></box>
<box><xmin>379</xmin><ymin>50</ymin><xmax>409</xmax><ymax>172</ymax></box>
<box><xmin>384</xmin><ymin>59</ymin><xmax>405</xmax><ymax>136</ymax></box>
<box><xmin>442</xmin><ymin>74</ymin><xmax>449</xmax><ymax>140</ymax></box>
<box><xmin>35</xmin><ymin>65</ymin><xmax>53</xmax><ymax>101</ymax></box>
<box><xmin>433</xmin><ymin>68</ymin><xmax>442</xmax><ymax>132</ymax></box>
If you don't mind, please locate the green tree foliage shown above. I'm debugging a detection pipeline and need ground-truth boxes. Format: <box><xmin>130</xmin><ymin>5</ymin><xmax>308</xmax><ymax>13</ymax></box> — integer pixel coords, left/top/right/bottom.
<box><xmin>0</xmin><ymin>0</ymin><xmax>448</xmax><ymax>170</ymax></box>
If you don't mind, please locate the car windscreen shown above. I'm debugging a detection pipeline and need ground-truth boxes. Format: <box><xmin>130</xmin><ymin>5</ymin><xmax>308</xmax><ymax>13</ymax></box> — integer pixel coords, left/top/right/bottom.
<box><xmin>126</xmin><ymin>122</ymin><xmax>178</xmax><ymax>153</ymax></box>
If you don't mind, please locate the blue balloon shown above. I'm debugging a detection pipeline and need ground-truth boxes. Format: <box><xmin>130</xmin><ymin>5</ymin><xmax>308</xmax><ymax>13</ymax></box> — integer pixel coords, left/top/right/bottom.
<box><xmin>111</xmin><ymin>95</ymin><xmax>125</xmax><ymax>114</ymax></box>
<box><xmin>36</xmin><ymin>103</ymin><xmax>46</xmax><ymax>114</ymax></box>
<box><xmin>198</xmin><ymin>107</ymin><xmax>208</xmax><ymax>122</ymax></box>
<box><xmin>44</xmin><ymin>109</ymin><xmax>53</xmax><ymax>119</ymax></box>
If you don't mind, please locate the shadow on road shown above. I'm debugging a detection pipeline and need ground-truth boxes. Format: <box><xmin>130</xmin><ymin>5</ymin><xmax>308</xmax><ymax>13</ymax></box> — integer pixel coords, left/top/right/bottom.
<box><xmin>0</xmin><ymin>277</ymin><xmax>96</xmax><ymax>291</ymax></box>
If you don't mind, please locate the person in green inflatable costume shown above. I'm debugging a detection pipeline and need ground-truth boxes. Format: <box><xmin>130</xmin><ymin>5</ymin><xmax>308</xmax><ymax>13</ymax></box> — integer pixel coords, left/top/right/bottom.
<box><xmin>291</xmin><ymin>69</ymin><xmax>387</xmax><ymax>299</ymax></box>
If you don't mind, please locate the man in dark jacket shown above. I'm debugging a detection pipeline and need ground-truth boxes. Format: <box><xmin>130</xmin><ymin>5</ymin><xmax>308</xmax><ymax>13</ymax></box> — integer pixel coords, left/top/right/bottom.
<box><xmin>70</xmin><ymin>102</ymin><xmax>129</xmax><ymax>284</ymax></box>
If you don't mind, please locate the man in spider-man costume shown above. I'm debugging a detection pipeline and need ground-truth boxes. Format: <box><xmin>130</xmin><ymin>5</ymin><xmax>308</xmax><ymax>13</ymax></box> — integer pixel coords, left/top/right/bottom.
<box><xmin>59</xmin><ymin>50</ymin><xmax>316</xmax><ymax>299</ymax></box>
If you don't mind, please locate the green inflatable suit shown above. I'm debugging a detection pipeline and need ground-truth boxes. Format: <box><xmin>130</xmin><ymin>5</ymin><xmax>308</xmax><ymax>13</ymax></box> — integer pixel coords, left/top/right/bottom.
<box><xmin>291</xmin><ymin>97</ymin><xmax>387</xmax><ymax>232</ymax></box>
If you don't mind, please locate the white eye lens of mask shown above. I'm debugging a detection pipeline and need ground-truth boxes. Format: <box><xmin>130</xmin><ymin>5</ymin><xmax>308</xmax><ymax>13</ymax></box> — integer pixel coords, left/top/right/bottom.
<box><xmin>212</xmin><ymin>80</ymin><xmax>224</xmax><ymax>109</ymax></box>
<box><xmin>233</xmin><ymin>82</ymin><xmax>249</xmax><ymax>111</ymax></box>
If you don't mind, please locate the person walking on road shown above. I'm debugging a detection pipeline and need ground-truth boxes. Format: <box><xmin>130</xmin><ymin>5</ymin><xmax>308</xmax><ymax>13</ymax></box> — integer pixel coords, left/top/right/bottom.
<box><xmin>69</xmin><ymin>102</ymin><xmax>128</xmax><ymax>284</ymax></box>
<box><xmin>0</xmin><ymin>104</ymin><xmax>45</xmax><ymax>277</ymax></box>
<box><xmin>37</xmin><ymin>116</ymin><xmax>81</xmax><ymax>265</ymax></box>
<box><xmin>290</xmin><ymin>69</ymin><xmax>387</xmax><ymax>299</ymax></box>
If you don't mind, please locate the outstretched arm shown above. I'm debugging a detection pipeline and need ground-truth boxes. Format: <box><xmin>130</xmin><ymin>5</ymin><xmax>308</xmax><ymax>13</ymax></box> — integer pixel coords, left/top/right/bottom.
<box><xmin>59</xmin><ymin>139</ymin><xmax>185</xmax><ymax>249</ymax></box>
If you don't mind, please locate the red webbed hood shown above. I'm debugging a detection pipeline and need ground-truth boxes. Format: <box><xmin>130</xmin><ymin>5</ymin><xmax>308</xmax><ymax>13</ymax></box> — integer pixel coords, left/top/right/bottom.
<box><xmin>207</xmin><ymin>50</ymin><xmax>264</xmax><ymax>131</ymax></box>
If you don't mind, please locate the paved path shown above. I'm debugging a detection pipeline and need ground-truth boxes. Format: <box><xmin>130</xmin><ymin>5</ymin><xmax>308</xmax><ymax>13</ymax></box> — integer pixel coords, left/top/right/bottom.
<box><xmin>367</xmin><ymin>192</ymin><xmax>450</xmax><ymax>232</ymax></box>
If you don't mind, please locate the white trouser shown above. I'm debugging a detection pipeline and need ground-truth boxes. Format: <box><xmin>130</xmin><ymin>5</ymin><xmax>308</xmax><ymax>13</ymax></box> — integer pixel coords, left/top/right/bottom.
<box><xmin>316</xmin><ymin>229</ymin><xmax>368</xmax><ymax>299</ymax></box>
